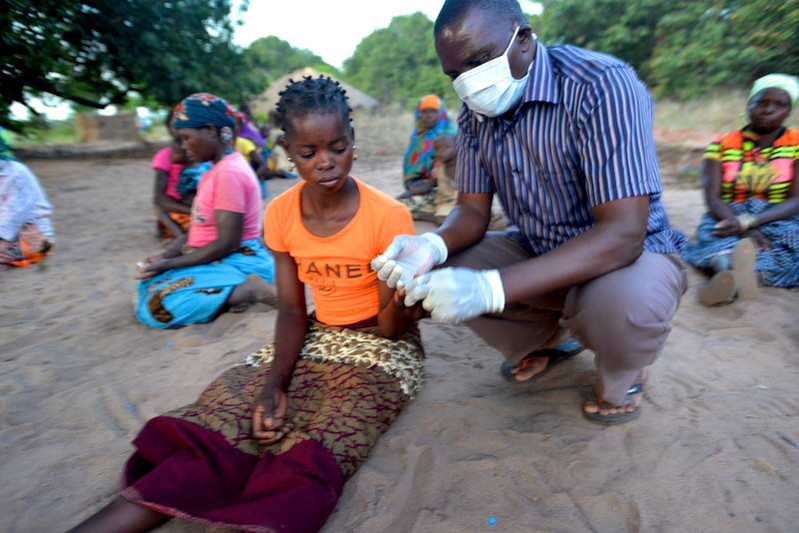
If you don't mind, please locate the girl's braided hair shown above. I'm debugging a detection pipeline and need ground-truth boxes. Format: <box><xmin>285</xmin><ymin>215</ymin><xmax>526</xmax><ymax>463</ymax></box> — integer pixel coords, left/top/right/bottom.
<box><xmin>274</xmin><ymin>75</ymin><xmax>353</xmax><ymax>134</ymax></box>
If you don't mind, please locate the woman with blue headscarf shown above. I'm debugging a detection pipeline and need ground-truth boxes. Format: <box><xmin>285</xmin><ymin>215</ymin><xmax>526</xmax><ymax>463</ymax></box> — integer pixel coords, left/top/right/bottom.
<box><xmin>683</xmin><ymin>74</ymin><xmax>799</xmax><ymax>305</ymax></box>
<box><xmin>134</xmin><ymin>93</ymin><xmax>276</xmax><ymax>328</ymax></box>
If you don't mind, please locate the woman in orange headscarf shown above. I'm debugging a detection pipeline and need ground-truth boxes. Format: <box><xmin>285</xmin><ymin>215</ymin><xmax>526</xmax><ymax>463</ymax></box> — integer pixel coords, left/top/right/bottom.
<box><xmin>399</xmin><ymin>95</ymin><xmax>457</xmax><ymax>219</ymax></box>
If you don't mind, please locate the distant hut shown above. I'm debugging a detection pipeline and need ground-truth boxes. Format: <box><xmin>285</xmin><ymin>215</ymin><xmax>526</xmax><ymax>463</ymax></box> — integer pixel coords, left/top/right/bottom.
<box><xmin>250</xmin><ymin>67</ymin><xmax>378</xmax><ymax>121</ymax></box>
<box><xmin>75</xmin><ymin>112</ymin><xmax>141</xmax><ymax>143</ymax></box>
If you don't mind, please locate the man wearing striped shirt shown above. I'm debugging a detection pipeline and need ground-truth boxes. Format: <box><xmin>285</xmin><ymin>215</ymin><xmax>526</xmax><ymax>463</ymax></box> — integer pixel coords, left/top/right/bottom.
<box><xmin>372</xmin><ymin>0</ymin><xmax>687</xmax><ymax>424</ymax></box>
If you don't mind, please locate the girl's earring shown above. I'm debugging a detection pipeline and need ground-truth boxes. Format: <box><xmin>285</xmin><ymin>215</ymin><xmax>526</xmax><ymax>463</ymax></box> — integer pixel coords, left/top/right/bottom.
<box><xmin>352</xmin><ymin>145</ymin><xmax>358</xmax><ymax>161</ymax></box>
<box><xmin>287</xmin><ymin>156</ymin><xmax>294</xmax><ymax>172</ymax></box>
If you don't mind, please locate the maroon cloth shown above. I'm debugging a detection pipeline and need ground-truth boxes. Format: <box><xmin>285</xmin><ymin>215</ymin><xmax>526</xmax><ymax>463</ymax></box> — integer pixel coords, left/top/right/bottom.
<box><xmin>120</xmin><ymin>417</ymin><xmax>343</xmax><ymax>533</ymax></box>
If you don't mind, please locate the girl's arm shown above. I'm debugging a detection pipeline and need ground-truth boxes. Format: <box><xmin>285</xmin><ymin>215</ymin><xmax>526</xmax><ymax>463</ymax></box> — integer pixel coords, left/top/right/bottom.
<box><xmin>265</xmin><ymin>251</ymin><xmax>307</xmax><ymax>390</ymax></box>
<box><xmin>153</xmin><ymin>169</ymin><xmax>191</xmax><ymax>215</ymax></box>
<box><xmin>252</xmin><ymin>251</ymin><xmax>307</xmax><ymax>444</ymax></box>
<box><xmin>376</xmin><ymin>281</ymin><xmax>417</xmax><ymax>339</ymax></box>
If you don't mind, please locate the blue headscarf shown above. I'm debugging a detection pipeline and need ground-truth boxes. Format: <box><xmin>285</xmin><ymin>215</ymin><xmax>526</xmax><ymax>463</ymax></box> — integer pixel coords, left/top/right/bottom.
<box><xmin>172</xmin><ymin>93</ymin><xmax>236</xmax><ymax>155</ymax></box>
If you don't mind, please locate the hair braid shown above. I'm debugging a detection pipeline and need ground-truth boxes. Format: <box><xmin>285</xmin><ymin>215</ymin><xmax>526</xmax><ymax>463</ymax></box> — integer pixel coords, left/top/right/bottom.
<box><xmin>274</xmin><ymin>75</ymin><xmax>353</xmax><ymax>135</ymax></box>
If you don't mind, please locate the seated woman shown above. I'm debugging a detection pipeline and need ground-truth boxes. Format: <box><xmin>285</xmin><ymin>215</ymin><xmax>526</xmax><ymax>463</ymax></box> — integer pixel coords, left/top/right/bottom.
<box><xmin>134</xmin><ymin>93</ymin><xmax>276</xmax><ymax>329</ymax></box>
<box><xmin>427</xmin><ymin>133</ymin><xmax>458</xmax><ymax>225</ymax></box>
<box><xmin>398</xmin><ymin>95</ymin><xmax>457</xmax><ymax>218</ymax></box>
<box><xmin>683</xmin><ymin>74</ymin><xmax>799</xmax><ymax>305</ymax></box>
<box><xmin>234</xmin><ymin>111</ymin><xmax>271</xmax><ymax>183</ymax></box>
<box><xmin>261</xmin><ymin>118</ymin><xmax>297</xmax><ymax>180</ymax></box>
<box><xmin>151</xmin><ymin>112</ymin><xmax>193</xmax><ymax>239</ymax></box>
<box><xmin>68</xmin><ymin>76</ymin><xmax>423</xmax><ymax>533</ymax></box>
<box><xmin>237</xmin><ymin>103</ymin><xmax>266</xmax><ymax>148</ymax></box>
<box><xmin>0</xmin><ymin>129</ymin><xmax>55</xmax><ymax>268</ymax></box>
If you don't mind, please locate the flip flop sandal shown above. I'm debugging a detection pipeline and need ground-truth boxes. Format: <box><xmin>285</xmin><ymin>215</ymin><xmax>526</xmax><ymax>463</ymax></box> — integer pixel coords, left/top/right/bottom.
<box><xmin>583</xmin><ymin>382</ymin><xmax>645</xmax><ymax>425</ymax></box>
<box><xmin>500</xmin><ymin>337</ymin><xmax>584</xmax><ymax>384</ymax></box>
<box><xmin>697</xmin><ymin>270</ymin><xmax>737</xmax><ymax>306</ymax></box>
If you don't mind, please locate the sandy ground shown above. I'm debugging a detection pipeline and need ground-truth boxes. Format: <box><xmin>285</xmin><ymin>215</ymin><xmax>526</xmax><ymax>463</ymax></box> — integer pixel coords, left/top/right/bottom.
<box><xmin>1</xmin><ymin>138</ymin><xmax>798</xmax><ymax>532</ymax></box>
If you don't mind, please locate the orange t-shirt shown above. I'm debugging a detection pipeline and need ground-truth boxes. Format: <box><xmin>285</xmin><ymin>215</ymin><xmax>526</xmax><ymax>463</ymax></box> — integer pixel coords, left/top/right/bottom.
<box><xmin>264</xmin><ymin>177</ymin><xmax>413</xmax><ymax>325</ymax></box>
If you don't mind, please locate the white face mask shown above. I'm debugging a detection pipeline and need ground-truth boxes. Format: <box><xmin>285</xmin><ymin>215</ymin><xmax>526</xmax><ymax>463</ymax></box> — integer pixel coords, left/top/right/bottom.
<box><xmin>452</xmin><ymin>26</ymin><xmax>529</xmax><ymax>118</ymax></box>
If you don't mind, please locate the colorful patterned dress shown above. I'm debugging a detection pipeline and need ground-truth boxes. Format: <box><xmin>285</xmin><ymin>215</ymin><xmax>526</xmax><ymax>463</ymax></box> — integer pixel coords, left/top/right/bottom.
<box><xmin>682</xmin><ymin>128</ymin><xmax>799</xmax><ymax>287</ymax></box>
<box><xmin>120</xmin><ymin>323</ymin><xmax>424</xmax><ymax>533</ymax></box>
<box><xmin>119</xmin><ymin>178</ymin><xmax>424</xmax><ymax>532</ymax></box>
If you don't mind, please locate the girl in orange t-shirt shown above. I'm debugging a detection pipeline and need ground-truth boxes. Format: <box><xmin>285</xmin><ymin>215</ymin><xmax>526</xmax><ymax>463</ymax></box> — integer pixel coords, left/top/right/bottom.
<box><xmin>70</xmin><ymin>77</ymin><xmax>424</xmax><ymax>533</ymax></box>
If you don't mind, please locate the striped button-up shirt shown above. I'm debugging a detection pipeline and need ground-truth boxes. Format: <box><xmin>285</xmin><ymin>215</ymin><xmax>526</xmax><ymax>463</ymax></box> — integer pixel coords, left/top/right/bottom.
<box><xmin>456</xmin><ymin>43</ymin><xmax>686</xmax><ymax>256</ymax></box>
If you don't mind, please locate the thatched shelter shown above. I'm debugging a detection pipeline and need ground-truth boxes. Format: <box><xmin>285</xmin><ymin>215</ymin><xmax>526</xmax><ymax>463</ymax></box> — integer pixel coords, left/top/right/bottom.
<box><xmin>249</xmin><ymin>67</ymin><xmax>378</xmax><ymax>120</ymax></box>
<box><xmin>75</xmin><ymin>112</ymin><xmax>141</xmax><ymax>143</ymax></box>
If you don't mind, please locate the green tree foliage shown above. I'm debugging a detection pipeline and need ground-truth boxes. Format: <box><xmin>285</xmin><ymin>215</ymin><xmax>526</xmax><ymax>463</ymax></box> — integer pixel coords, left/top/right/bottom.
<box><xmin>537</xmin><ymin>0</ymin><xmax>680</xmax><ymax>80</ymax></box>
<box><xmin>1</xmin><ymin>0</ymin><xmax>258</xmax><ymax>131</ymax></box>
<box><xmin>647</xmin><ymin>4</ymin><xmax>754</xmax><ymax>97</ymax></box>
<box><xmin>651</xmin><ymin>1</ymin><xmax>799</xmax><ymax>97</ymax></box>
<box><xmin>737</xmin><ymin>0</ymin><xmax>799</xmax><ymax>77</ymax></box>
<box><xmin>243</xmin><ymin>36</ymin><xmax>330</xmax><ymax>91</ymax></box>
<box><xmin>343</xmin><ymin>12</ymin><xmax>454</xmax><ymax>109</ymax></box>
<box><xmin>538</xmin><ymin>0</ymin><xmax>799</xmax><ymax>98</ymax></box>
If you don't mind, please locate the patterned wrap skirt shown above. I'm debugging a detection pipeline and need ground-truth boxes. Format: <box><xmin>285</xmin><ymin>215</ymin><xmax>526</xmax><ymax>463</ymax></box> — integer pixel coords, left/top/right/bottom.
<box><xmin>0</xmin><ymin>221</ymin><xmax>53</xmax><ymax>267</ymax></box>
<box><xmin>119</xmin><ymin>321</ymin><xmax>424</xmax><ymax>533</ymax></box>
<box><xmin>135</xmin><ymin>238</ymin><xmax>275</xmax><ymax>329</ymax></box>
<box><xmin>682</xmin><ymin>198</ymin><xmax>799</xmax><ymax>288</ymax></box>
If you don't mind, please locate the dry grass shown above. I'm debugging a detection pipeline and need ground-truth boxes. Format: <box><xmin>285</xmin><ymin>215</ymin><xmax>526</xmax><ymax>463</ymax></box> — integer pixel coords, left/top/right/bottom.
<box><xmin>654</xmin><ymin>90</ymin><xmax>748</xmax><ymax>133</ymax></box>
<box><xmin>352</xmin><ymin>104</ymin><xmax>413</xmax><ymax>157</ymax></box>
<box><xmin>654</xmin><ymin>88</ymin><xmax>799</xmax><ymax>133</ymax></box>
<box><xmin>354</xmin><ymin>89</ymin><xmax>799</xmax><ymax>159</ymax></box>
<box><xmin>13</xmin><ymin>91</ymin><xmax>797</xmax><ymax>155</ymax></box>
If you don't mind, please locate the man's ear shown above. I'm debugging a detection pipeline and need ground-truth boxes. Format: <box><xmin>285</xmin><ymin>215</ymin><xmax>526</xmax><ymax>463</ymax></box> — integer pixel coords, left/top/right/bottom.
<box><xmin>517</xmin><ymin>25</ymin><xmax>534</xmax><ymax>52</ymax></box>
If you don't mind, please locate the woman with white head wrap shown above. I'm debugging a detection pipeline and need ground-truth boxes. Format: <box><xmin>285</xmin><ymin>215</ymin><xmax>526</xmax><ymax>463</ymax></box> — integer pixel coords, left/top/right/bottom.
<box><xmin>683</xmin><ymin>73</ymin><xmax>799</xmax><ymax>304</ymax></box>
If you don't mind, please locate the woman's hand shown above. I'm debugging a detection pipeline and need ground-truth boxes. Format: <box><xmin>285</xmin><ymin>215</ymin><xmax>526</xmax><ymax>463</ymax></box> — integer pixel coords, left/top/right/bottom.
<box><xmin>745</xmin><ymin>228</ymin><xmax>772</xmax><ymax>251</ymax></box>
<box><xmin>133</xmin><ymin>255</ymin><xmax>167</xmax><ymax>279</ymax></box>
<box><xmin>711</xmin><ymin>217</ymin><xmax>742</xmax><ymax>237</ymax></box>
<box><xmin>252</xmin><ymin>384</ymin><xmax>289</xmax><ymax>445</ymax></box>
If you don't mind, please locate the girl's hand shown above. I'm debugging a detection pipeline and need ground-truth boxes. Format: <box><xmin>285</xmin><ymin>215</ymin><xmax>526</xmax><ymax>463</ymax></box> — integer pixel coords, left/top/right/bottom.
<box><xmin>711</xmin><ymin>217</ymin><xmax>741</xmax><ymax>237</ymax></box>
<box><xmin>252</xmin><ymin>385</ymin><xmax>289</xmax><ymax>445</ymax></box>
<box><xmin>394</xmin><ymin>289</ymin><xmax>428</xmax><ymax>321</ymax></box>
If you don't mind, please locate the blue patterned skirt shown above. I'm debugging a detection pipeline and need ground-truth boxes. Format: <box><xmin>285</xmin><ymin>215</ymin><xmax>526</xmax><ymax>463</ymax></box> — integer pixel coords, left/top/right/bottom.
<box><xmin>682</xmin><ymin>198</ymin><xmax>799</xmax><ymax>288</ymax></box>
<box><xmin>135</xmin><ymin>238</ymin><xmax>275</xmax><ymax>328</ymax></box>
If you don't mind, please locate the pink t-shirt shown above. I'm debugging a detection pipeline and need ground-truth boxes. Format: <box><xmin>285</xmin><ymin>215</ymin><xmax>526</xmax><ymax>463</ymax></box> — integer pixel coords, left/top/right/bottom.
<box><xmin>186</xmin><ymin>152</ymin><xmax>261</xmax><ymax>248</ymax></box>
<box><xmin>151</xmin><ymin>147</ymin><xmax>183</xmax><ymax>200</ymax></box>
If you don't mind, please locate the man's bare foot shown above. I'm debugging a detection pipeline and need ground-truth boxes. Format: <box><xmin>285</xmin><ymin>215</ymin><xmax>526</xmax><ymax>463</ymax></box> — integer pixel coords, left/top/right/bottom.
<box><xmin>583</xmin><ymin>370</ymin><xmax>647</xmax><ymax>425</ymax></box>
<box><xmin>583</xmin><ymin>389</ymin><xmax>642</xmax><ymax>416</ymax></box>
<box><xmin>500</xmin><ymin>338</ymin><xmax>584</xmax><ymax>384</ymax></box>
<box><xmin>510</xmin><ymin>356</ymin><xmax>549</xmax><ymax>381</ymax></box>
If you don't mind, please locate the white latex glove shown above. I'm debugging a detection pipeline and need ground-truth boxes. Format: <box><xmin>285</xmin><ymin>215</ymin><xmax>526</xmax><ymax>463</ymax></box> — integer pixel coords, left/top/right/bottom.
<box><xmin>403</xmin><ymin>267</ymin><xmax>505</xmax><ymax>323</ymax></box>
<box><xmin>371</xmin><ymin>233</ymin><xmax>448</xmax><ymax>289</ymax></box>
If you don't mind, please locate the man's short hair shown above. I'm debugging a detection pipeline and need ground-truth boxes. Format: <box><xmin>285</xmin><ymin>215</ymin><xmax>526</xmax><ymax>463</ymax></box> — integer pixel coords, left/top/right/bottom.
<box><xmin>434</xmin><ymin>0</ymin><xmax>526</xmax><ymax>36</ymax></box>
